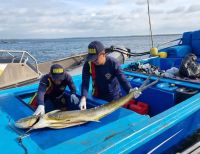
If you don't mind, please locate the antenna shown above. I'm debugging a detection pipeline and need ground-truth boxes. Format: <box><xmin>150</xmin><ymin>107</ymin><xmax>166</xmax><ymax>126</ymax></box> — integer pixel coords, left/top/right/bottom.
<box><xmin>147</xmin><ymin>0</ymin><xmax>154</xmax><ymax>48</ymax></box>
<box><xmin>147</xmin><ymin>0</ymin><xmax>160</xmax><ymax>57</ymax></box>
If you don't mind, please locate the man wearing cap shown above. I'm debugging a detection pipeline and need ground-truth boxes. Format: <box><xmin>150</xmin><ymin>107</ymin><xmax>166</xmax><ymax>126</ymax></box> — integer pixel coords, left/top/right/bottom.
<box><xmin>30</xmin><ymin>64</ymin><xmax>79</xmax><ymax>115</ymax></box>
<box><xmin>79</xmin><ymin>41</ymin><xmax>141</xmax><ymax>110</ymax></box>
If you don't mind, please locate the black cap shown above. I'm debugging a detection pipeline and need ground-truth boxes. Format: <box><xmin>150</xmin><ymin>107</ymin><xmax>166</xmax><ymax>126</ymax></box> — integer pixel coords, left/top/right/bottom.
<box><xmin>86</xmin><ymin>41</ymin><xmax>105</xmax><ymax>61</ymax></box>
<box><xmin>50</xmin><ymin>64</ymin><xmax>65</xmax><ymax>80</ymax></box>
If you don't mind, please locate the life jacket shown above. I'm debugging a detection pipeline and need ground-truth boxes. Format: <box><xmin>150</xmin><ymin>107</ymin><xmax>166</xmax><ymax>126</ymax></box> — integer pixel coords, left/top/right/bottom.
<box><xmin>45</xmin><ymin>78</ymin><xmax>54</xmax><ymax>94</ymax></box>
<box><xmin>88</xmin><ymin>61</ymin><xmax>99</xmax><ymax>97</ymax></box>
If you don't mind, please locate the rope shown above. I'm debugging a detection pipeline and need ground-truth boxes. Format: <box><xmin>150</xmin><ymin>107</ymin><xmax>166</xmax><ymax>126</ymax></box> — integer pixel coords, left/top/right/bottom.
<box><xmin>17</xmin><ymin>129</ymin><xmax>32</xmax><ymax>154</ymax></box>
<box><xmin>147</xmin><ymin>0</ymin><xmax>154</xmax><ymax>48</ymax></box>
<box><xmin>106</xmin><ymin>46</ymin><xmax>150</xmax><ymax>57</ymax></box>
<box><xmin>7</xmin><ymin>117</ymin><xmax>29</xmax><ymax>154</ymax></box>
<box><xmin>17</xmin><ymin>136</ymin><xmax>28</xmax><ymax>154</ymax></box>
<box><xmin>113</xmin><ymin>49</ymin><xmax>150</xmax><ymax>57</ymax></box>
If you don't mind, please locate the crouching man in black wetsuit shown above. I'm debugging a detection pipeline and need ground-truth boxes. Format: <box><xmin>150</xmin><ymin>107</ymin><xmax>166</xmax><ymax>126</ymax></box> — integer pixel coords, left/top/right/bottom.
<box><xmin>30</xmin><ymin>64</ymin><xmax>79</xmax><ymax>115</ymax></box>
<box><xmin>79</xmin><ymin>41</ymin><xmax>142</xmax><ymax>110</ymax></box>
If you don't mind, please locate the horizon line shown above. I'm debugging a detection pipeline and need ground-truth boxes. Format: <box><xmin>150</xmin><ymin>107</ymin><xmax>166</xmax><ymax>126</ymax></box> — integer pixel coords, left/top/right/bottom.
<box><xmin>0</xmin><ymin>33</ymin><xmax>181</xmax><ymax>40</ymax></box>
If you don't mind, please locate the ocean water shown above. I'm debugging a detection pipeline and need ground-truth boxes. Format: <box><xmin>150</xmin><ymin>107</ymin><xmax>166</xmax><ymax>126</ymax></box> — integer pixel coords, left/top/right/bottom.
<box><xmin>0</xmin><ymin>34</ymin><xmax>181</xmax><ymax>63</ymax></box>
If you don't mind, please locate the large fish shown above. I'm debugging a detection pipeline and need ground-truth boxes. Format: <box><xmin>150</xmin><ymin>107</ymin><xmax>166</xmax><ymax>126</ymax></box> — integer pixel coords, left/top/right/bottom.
<box><xmin>15</xmin><ymin>90</ymin><xmax>139</xmax><ymax>130</ymax></box>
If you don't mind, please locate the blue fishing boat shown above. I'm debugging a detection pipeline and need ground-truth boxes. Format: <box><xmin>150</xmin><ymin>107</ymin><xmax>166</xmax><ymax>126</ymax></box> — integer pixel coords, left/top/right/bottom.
<box><xmin>0</xmin><ymin>30</ymin><xmax>200</xmax><ymax>154</ymax></box>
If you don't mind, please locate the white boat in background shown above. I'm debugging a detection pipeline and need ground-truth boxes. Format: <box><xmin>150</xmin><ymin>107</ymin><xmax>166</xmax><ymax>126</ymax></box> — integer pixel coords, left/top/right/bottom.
<box><xmin>0</xmin><ymin>48</ymin><xmax>129</xmax><ymax>89</ymax></box>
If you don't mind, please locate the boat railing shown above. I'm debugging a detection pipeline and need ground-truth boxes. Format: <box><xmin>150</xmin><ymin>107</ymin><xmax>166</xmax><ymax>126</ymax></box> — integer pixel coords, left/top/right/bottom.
<box><xmin>0</xmin><ymin>50</ymin><xmax>41</xmax><ymax>75</ymax></box>
<box><xmin>156</xmin><ymin>38</ymin><xmax>182</xmax><ymax>49</ymax></box>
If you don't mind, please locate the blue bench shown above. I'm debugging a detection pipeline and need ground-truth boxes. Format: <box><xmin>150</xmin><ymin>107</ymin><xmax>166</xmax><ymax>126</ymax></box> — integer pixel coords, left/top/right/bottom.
<box><xmin>161</xmin><ymin>30</ymin><xmax>200</xmax><ymax>58</ymax></box>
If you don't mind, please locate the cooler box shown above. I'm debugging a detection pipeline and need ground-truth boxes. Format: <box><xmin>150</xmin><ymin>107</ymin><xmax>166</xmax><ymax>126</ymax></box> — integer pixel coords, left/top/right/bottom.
<box><xmin>123</xmin><ymin>100</ymin><xmax>149</xmax><ymax>115</ymax></box>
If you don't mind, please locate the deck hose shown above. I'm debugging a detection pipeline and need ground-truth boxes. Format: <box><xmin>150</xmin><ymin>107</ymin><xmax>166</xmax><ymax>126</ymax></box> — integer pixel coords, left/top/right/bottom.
<box><xmin>105</xmin><ymin>46</ymin><xmax>150</xmax><ymax>58</ymax></box>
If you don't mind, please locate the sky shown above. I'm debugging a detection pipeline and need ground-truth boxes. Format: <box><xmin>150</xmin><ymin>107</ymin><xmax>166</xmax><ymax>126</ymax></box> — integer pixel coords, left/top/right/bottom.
<box><xmin>0</xmin><ymin>0</ymin><xmax>200</xmax><ymax>39</ymax></box>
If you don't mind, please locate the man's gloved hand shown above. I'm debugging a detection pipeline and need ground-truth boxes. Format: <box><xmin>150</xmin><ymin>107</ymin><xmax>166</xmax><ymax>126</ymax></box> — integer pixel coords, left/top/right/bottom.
<box><xmin>33</xmin><ymin>105</ymin><xmax>45</xmax><ymax>115</ymax></box>
<box><xmin>70</xmin><ymin>94</ymin><xmax>79</xmax><ymax>105</ymax></box>
<box><xmin>79</xmin><ymin>97</ymin><xmax>87</xmax><ymax>110</ymax></box>
<box><xmin>129</xmin><ymin>87</ymin><xmax>142</xmax><ymax>99</ymax></box>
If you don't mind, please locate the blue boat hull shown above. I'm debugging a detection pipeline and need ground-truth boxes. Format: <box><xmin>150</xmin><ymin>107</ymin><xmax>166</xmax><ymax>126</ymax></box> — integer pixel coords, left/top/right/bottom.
<box><xmin>0</xmin><ymin>71</ymin><xmax>199</xmax><ymax>154</ymax></box>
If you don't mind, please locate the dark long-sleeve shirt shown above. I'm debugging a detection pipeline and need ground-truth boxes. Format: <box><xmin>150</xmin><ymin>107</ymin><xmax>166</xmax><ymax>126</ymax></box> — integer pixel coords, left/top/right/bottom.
<box><xmin>37</xmin><ymin>72</ymin><xmax>76</xmax><ymax>105</ymax></box>
<box><xmin>81</xmin><ymin>56</ymin><xmax>131</xmax><ymax>101</ymax></box>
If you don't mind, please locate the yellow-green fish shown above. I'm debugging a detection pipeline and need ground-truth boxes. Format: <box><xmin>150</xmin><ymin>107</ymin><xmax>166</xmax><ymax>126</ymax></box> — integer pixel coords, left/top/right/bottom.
<box><xmin>15</xmin><ymin>90</ymin><xmax>139</xmax><ymax>130</ymax></box>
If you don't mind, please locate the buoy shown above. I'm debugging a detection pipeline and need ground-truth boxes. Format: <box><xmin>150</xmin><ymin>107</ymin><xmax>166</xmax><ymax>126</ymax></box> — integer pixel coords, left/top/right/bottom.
<box><xmin>159</xmin><ymin>52</ymin><xmax>167</xmax><ymax>58</ymax></box>
<box><xmin>150</xmin><ymin>47</ymin><xmax>158</xmax><ymax>56</ymax></box>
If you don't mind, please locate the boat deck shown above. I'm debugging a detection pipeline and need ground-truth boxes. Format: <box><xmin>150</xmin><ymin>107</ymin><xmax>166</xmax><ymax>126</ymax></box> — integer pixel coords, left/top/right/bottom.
<box><xmin>0</xmin><ymin>83</ymin><xmax>149</xmax><ymax>154</ymax></box>
<box><xmin>0</xmin><ymin>70</ymin><xmax>200</xmax><ymax>153</ymax></box>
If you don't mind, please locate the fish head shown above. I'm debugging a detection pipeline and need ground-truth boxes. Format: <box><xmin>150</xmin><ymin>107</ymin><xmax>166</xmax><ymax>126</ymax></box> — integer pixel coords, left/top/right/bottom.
<box><xmin>15</xmin><ymin>115</ymin><xmax>40</xmax><ymax>129</ymax></box>
<box><xmin>31</xmin><ymin>110</ymin><xmax>88</xmax><ymax>129</ymax></box>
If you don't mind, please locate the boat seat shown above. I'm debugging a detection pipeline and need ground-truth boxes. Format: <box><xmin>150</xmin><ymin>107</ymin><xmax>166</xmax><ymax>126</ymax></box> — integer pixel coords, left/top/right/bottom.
<box><xmin>148</xmin><ymin>57</ymin><xmax>182</xmax><ymax>70</ymax></box>
<box><xmin>181</xmin><ymin>30</ymin><xmax>200</xmax><ymax>56</ymax></box>
<box><xmin>161</xmin><ymin>45</ymin><xmax>191</xmax><ymax>58</ymax></box>
<box><xmin>161</xmin><ymin>30</ymin><xmax>200</xmax><ymax>58</ymax></box>
<box><xmin>182</xmin><ymin>31</ymin><xmax>192</xmax><ymax>46</ymax></box>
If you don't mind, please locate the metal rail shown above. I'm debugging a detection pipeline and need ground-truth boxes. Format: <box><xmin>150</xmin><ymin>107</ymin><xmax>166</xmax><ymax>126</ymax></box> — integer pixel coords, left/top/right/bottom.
<box><xmin>156</xmin><ymin>38</ymin><xmax>182</xmax><ymax>49</ymax></box>
<box><xmin>0</xmin><ymin>50</ymin><xmax>40</xmax><ymax>74</ymax></box>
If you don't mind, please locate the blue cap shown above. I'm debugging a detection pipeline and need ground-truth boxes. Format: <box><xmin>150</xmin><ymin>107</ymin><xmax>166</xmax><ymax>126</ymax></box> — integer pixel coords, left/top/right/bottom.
<box><xmin>86</xmin><ymin>41</ymin><xmax>105</xmax><ymax>61</ymax></box>
<box><xmin>50</xmin><ymin>64</ymin><xmax>65</xmax><ymax>80</ymax></box>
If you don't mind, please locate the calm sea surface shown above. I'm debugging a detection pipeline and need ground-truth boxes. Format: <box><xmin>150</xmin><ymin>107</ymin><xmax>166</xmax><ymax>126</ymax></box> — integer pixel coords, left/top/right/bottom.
<box><xmin>0</xmin><ymin>34</ymin><xmax>180</xmax><ymax>62</ymax></box>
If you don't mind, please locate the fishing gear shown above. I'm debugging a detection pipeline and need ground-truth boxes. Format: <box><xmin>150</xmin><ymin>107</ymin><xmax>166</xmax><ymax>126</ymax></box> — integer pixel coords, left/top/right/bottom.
<box><xmin>17</xmin><ymin>135</ymin><xmax>29</xmax><ymax>154</ymax></box>
<box><xmin>138</xmin><ymin>76</ymin><xmax>160</xmax><ymax>92</ymax></box>
<box><xmin>7</xmin><ymin>116</ymin><xmax>30</xmax><ymax>154</ymax></box>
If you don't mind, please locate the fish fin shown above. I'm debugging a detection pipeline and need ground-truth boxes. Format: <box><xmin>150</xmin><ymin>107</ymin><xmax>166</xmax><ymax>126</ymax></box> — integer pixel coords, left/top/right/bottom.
<box><xmin>88</xmin><ymin>120</ymin><xmax>100</xmax><ymax>122</ymax></box>
<box><xmin>77</xmin><ymin>119</ymin><xmax>100</xmax><ymax>122</ymax></box>
<box><xmin>48</xmin><ymin>121</ymin><xmax>86</xmax><ymax>129</ymax></box>
<box><xmin>46</xmin><ymin>110</ymin><xmax>60</xmax><ymax>115</ymax></box>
